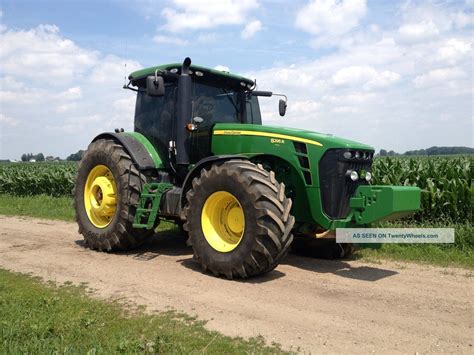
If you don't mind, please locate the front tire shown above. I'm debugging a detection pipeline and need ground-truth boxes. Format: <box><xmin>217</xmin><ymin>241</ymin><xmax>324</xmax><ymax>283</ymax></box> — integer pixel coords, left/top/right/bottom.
<box><xmin>74</xmin><ymin>138</ymin><xmax>153</xmax><ymax>251</ymax></box>
<box><xmin>183</xmin><ymin>160</ymin><xmax>295</xmax><ymax>279</ymax></box>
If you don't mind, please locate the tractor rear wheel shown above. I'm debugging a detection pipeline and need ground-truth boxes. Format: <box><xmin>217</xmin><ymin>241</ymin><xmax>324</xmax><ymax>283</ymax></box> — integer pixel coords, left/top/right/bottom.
<box><xmin>183</xmin><ymin>160</ymin><xmax>295</xmax><ymax>279</ymax></box>
<box><xmin>74</xmin><ymin>138</ymin><xmax>153</xmax><ymax>251</ymax></box>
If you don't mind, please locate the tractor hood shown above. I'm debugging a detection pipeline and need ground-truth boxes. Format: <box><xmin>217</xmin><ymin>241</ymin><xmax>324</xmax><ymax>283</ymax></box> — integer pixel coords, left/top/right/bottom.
<box><xmin>213</xmin><ymin>123</ymin><xmax>374</xmax><ymax>151</ymax></box>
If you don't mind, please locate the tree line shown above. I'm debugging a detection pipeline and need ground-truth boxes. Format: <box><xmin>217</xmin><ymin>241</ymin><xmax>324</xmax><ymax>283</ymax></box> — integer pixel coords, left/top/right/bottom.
<box><xmin>379</xmin><ymin>146</ymin><xmax>473</xmax><ymax>157</ymax></box>
<box><xmin>20</xmin><ymin>150</ymin><xmax>84</xmax><ymax>162</ymax></box>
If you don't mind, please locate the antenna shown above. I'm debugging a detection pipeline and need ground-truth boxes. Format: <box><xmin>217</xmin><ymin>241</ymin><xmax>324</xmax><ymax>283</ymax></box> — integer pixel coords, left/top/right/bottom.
<box><xmin>123</xmin><ymin>40</ymin><xmax>128</xmax><ymax>87</ymax></box>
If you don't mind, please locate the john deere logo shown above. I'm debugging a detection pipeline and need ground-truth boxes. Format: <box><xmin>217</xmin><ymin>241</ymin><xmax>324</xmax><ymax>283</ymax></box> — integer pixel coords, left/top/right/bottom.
<box><xmin>271</xmin><ymin>138</ymin><xmax>285</xmax><ymax>144</ymax></box>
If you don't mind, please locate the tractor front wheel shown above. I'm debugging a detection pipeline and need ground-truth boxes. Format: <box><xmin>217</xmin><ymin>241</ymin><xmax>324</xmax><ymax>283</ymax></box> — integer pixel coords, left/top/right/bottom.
<box><xmin>74</xmin><ymin>138</ymin><xmax>153</xmax><ymax>251</ymax></box>
<box><xmin>183</xmin><ymin>160</ymin><xmax>295</xmax><ymax>279</ymax></box>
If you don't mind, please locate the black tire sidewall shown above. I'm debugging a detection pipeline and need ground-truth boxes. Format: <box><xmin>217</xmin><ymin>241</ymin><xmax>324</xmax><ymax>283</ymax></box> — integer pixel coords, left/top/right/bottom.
<box><xmin>187</xmin><ymin>172</ymin><xmax>261</xmax><ymax>269</ymax></box>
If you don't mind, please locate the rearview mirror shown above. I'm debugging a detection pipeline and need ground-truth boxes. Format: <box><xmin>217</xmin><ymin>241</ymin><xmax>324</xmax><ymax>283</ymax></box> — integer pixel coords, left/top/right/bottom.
<box><xmin>146</xmin><ymin>75</ymin><xmax>165</xmax><ymax>96</ymax></box>
<box><xmin>279</xmin><ymin>99</ymin><xmax>287</xmax><ymax>116</ymax></box>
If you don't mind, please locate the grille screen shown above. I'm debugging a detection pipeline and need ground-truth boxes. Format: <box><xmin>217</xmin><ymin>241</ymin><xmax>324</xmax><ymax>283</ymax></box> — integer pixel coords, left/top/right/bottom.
<box><xmin>319</xmin><ymin>149</ymin><xmax>373</xmax><ymax>219</ymax></box>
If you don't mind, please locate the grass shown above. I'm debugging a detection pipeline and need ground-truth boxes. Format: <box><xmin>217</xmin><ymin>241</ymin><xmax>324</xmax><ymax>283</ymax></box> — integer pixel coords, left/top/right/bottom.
<box><xmin>0</xmin><ymin>194</ymin><xmax>74</xmax><ymax>221</ymax></box>
<box><xmin>0</xmin><ymin>194</ymin><xmax>177</xmax><ymax>232</ymax></box>
<box><xmin>354</xmin><ymin>221</ymin><xmax>473</xmax><ymax>269</ymax></box>
<box><xmin>0</xmin><ymin>268</ymin><xmax>284</xmax><ymax>354</ymax></box>
<box><xmin>0</xmin><ymin>194</ymin><xmax>472</xmax><ymax>269</ymax></box>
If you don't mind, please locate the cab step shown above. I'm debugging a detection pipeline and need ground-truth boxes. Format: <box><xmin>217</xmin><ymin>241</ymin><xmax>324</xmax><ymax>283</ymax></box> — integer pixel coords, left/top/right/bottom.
<box><xmin>132</xmin><ymin>182</ymin><xmax>173</xmax><ymax>229</ymax></box>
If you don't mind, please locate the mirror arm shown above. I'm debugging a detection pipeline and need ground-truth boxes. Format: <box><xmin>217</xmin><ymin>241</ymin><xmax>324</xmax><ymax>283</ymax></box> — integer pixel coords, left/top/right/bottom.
<box><xmin>272</xmin><ymin>93</ymin><xmax>287</xmax><ymax>102</ymax></box>
<box><xmin>123</xmin><ymin>81</ymin><xmax>140</xmax><ymax>92</ymax></box>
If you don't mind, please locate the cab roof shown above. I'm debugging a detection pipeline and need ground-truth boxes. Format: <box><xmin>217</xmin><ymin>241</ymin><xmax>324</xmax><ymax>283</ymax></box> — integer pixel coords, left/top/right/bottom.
<box><xmin>129</xmin><ymin>63</ymin><xmax>255</xmax><ymax>88</ymax></box>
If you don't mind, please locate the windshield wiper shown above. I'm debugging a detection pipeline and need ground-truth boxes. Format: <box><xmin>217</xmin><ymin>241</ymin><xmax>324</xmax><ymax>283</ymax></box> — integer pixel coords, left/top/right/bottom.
<box><xmin>220</xmin><ymin>88</ymin><xmax>239</xmax><ymax>113</ymax></box>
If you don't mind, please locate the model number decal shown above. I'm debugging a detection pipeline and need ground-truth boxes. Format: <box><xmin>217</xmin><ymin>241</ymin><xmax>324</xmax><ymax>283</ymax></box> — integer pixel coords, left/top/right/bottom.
<box><xmin>271</xmin><ymin>138</ymin><xmax>285</xmax><ymax>144</ymax></box>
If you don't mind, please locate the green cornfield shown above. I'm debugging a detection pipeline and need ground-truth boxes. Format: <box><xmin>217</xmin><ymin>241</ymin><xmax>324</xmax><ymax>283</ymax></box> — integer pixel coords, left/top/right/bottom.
<box><xmin>372</xmin><ymin>155</ymin><xmax>473</xmax><ymax>223</ymax></box>
<box><xmin>0</xmin><ymin>162</ymin><xmax>76</xmax><ymax>197</ymax></box>
<box><xmin>0</xmin><ymin>155</ymin><xmax>472</xmax><ymax>223</ymax></box>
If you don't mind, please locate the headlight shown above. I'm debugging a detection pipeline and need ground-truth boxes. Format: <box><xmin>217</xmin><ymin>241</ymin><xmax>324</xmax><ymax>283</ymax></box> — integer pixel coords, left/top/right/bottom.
<box><xmin>347</xmin><ymin>170</ymin><xmax>359</xmax><ymax>181</ymax></box>
<box><xmin>343</xmin><ymin>151</ymin><xmax>352</xmax><ymax>159</ymax></box>
<box><xmin>365</xmin><ymin>172</ymin><xmax>372</xmax><ymax>182</ymax></box>
<box><xmin>355</xmin><ymin>151</ymin><xmax>361</xmax><ymax>159</ymax></box>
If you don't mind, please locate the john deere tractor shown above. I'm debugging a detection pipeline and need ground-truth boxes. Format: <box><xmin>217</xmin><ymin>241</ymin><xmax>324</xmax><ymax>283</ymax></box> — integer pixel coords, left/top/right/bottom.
<box><xmin>74</xmin><ymin>58</ymin><xmax>420</xmax><ymax>279</ymax></box>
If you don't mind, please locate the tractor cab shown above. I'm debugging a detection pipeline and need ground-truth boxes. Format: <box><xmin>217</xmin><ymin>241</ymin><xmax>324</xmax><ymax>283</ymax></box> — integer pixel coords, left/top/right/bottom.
<box><xmin>128</xmin><ymin>61</ymin><xmax>268</xmax><ymax>165</ymax></box>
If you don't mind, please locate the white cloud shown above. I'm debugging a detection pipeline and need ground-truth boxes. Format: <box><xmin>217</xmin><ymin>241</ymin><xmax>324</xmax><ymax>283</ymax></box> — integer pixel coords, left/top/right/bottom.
<box><xmin>437</xmin><ymin>38</ymin><xmax>471</xmax><ymax>64</ymax></box>
<box><xmin>289</xmin><ymin>100</ymin><xmax>321</xmax><ymax>116</ymax></box>
<box><xmin>197</xmin><ymin>33</ymin><xmax>218</xmax><ymax>43</ymax></box>
<box><xmin>332</xmin><ymin>65</ymin><xmax>400</xmax><ymax>88</ymax></box>
<box><xmin>452</xmin><ymin>11</ymin><xmax>473</xmax><ymax>28</ymax></box>
<box><xmin>0</xmin><ymin>25</ymin><xmax>98</xmax><ymax>83</ymax></box>
<box><xmin>295</xmin><ymin>0</ymin><xmax>367</xmax><ymax>40</ymax></box>
<box><xmin>0</xmin><ymin>25</ymin><xmax>142</xmax><ymax>159</ymax></box>
<box><xmin>88</xmin><ymin>55</ymin><xmax>141</xmax><ymax>86</ymax></box>
<box><xmin>245</xmin><ymin>4</ymin><xmax>472</xmax><ymax>152</ymax></box>
<box><xmin>397</xmin><ymin>2</ymin><xmax>472</xmax><ymax>44</ymax></box>
<box><xmin>241</xmin><ymin>20</ymin><xmax>262</xmax><ymax>39</ymax></box>
<box><xmin>55</xmin><ymin>102</ymin><xmax>77</xmax><ymax>114</ymax></box>
<box><xmin>398</xmin><ymin>21</ymin><xmax>440</xmax><ymax>43</ymax></box>
<box><xmin>57</xmin><ymin>87</ymin><xmax>82</xmax><ymax>100</ymax></box>
<box><xmin>153</xmin><ymin>34</ymin><xmax>189</xmax><ymax>46</ymax></box>
<box><xmin>214</xmin><ymin>65</ymin><xmax>230</xmax><ymax>72</ymax></box>
<box><xmin>324</xmin><ymin>92</ymin><xmax>377</xmax><ymax>105</ymax></box>
<box><xmin>413</xmin><ymin>67</ymin><xmax>465</xmax><ymax>88</ymax></box>
<box><xmin>0</xmin><ymin>113</ymin><xmax>19</xmax><ymax>126</ymax></box>
<box><xmin>161</xmin><ymin>0</ymin><xmax>259</xmax><ymax>32</ymax></box>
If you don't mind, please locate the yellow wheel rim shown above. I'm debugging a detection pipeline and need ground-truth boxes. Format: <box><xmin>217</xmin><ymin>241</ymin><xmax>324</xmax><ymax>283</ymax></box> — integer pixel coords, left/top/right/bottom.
<box><xmin>83</xmin><ymin>165</ymin><xmax>117</xmax><ymax>228</ymax></box>
<box><xmin>201</xmin><ymin>191</ymin><xmax>245</xmax><ymax>252</ymax></box>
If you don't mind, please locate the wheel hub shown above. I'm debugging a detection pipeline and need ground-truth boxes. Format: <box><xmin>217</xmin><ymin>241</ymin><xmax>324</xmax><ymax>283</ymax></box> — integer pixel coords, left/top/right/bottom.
<box><xmin>90</xmin><ymin>176</ymin><xmax>116</xmax><ymax>217</ymax></box>
<box><xmin>226</xmin><ymin>206</ymin><xmax>244</xmax><ymax>234</ymax></box>
<box><xmin>201</xmin><ymin>191</ymin><xmax>245</xmax><ymax>252</ymax></box>
<box><xmin>84</xmin><ymin>165</ymin><xmax>117</xmax><ymax>228</ymax></box>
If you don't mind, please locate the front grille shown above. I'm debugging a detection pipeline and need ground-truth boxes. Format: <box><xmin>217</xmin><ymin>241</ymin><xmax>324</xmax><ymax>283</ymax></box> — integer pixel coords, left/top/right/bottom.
<box><xmin>319</xmin><ymin>148</ymin><xmax>373</xmax><ymax>219</ymax></box>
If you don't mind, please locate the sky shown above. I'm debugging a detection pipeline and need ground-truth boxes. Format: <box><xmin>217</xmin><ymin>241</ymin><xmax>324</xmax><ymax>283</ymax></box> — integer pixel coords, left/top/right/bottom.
<box><xmin>0</xmin><ymin>0</ymin><xmax>472</xmax><ymax>160</ymax></box>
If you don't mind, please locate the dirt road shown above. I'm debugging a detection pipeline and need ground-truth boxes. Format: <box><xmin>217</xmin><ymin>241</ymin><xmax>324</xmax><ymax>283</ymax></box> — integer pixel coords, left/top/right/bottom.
<box><xmin>0</xmin><ymin>215</ymin><xmax>472</xmax><ymax>353</ymax></box>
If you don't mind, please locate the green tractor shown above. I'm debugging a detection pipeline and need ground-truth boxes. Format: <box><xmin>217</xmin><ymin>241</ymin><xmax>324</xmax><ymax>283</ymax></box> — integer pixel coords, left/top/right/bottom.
<box><xmin>74</xmin><ymin>57</ymin><xmax>420</xmax><ymax>279</ymax></box>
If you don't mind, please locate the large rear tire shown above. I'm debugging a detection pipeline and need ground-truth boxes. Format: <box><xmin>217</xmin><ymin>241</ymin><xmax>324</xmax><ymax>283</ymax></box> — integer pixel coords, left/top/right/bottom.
<box><xmin>74</xmin><ymin>138</ymin><xmax>153</xmax><ymax>251</ymax></box>
<box><xmin>183</xmin><ymin>160</ymin><xmax>295</xmax><ymax>279</ymax></box>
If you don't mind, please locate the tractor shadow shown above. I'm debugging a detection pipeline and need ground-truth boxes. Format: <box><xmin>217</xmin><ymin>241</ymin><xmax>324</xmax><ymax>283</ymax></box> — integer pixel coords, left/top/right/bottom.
<box><xmin>75</xmin><ymin>230</ymin><xmax>396</xmax><ymax>282</ymax></box>
<box><xmin>179</xmin><ymin>257</ymin><xmax>286</xmax><ymax>283</ymax></box>
<box><xmin>285</xmin><ymin>239</ymin><xmax>397</xmax><ymax>282</ymax></box>
<box><xmin>283</xmin><ymin>254</ymin><xmax>397</xmax><ymax>282</ymax></box>
<box><xmin>123</xmin><ymin>231</ymin><xmax>193</xmax><ymax>261</ymax></box>
<box><xmin>74</xmin><ymin>228</ymin><xmax>192</xmax><ymax>262</ymax></box>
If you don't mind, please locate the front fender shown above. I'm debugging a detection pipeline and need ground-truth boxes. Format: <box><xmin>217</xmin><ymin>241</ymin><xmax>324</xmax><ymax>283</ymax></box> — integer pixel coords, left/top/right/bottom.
<box><xmin>92</xmin><ymin>132</ymin><xmax>163</xmax><ymax>169</ymax></box>
<box><xmin>179</xmin><ymin>155</ymin><xmax>249</xmax><ymax>209</ymax></box>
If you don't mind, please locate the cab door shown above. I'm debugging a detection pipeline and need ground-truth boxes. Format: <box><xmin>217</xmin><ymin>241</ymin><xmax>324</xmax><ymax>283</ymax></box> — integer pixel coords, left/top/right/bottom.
<box><xmin>189</xmin><ymin>83</ymin><xmax>243</xmax><ymax>163</ymax></box>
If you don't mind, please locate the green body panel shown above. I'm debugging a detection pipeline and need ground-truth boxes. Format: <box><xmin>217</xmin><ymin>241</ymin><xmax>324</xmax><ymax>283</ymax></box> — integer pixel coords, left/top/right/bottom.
<box><xmin>129</xmin><ymin>63</ymin><xmax>254</xmax><ymax>85</ymax></box>
<box><xmin>124</xmin><ymin>132</ymin><xmax>164</xmax><ymax>169</ymax></box>
<box><xmin>133</xmin><ymin>182</ymin><xmax>173</xmax><ymax>229</ymax></box>
<box><xmin>349</xmin><ymin>185</ymin><xmax>421</xmax><ymax>225</ymax></box>
<box><xmin>211</xmin><ymin>123</ymin><xmax>420</xmax><ymax>229</ymax></box>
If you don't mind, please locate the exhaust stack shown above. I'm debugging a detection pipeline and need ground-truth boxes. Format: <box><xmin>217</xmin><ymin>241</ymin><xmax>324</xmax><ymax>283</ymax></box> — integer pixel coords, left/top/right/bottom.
<box><xmin>175</xmin><ymin>57</ymin><xmax>192</xmax><ymax>170</ymax></box>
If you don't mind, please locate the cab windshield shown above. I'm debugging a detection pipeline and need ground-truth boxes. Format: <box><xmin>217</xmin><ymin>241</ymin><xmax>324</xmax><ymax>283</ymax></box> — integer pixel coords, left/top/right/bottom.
<box><xmin>192</xmin><ymin>82</ymin><xmax>261</xmax><ymax>125</ymax></box>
